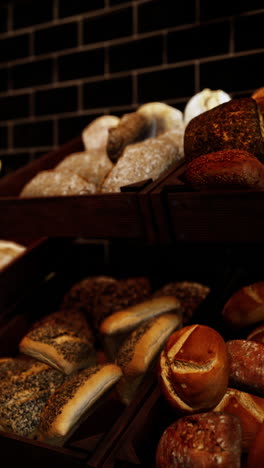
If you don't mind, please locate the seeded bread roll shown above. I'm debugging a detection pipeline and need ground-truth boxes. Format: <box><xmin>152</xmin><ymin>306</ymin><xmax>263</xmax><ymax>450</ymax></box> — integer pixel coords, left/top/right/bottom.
<box><xmin>0</xmin><ymin>356</ymin><xmax>65</xmax><ymax>438</ymax></box>
<box><xmin>107</xmin><ymin>112</ymin><xmax>154</xmax><ymax>162</ymax></box>
<box><xmin>156</xmin><ymin>412</ymin><xmax>242</xmax><ymax>468</ymax></box>
<box><xmin>183</xmin><ymin>88</ymin><xmax>231</xmax><ymax>126</ymax></box>
<box><xmin>38</xmin><ymin>363</ymin><xmax>122</xmax><ymax>446</ymax></box>
<box><xmin>19</xmin><ymin>309</ymin><xmax>96</xmax><ymax>375</ymax></box>
<box><xmin>0</xmin><ymin>240</ymin><xmax>26</xmax><ymax>271</ymax></box>
<box><xmin>184</xmin><ymin>97</ymin><xmax>264</xmax><ymax>163</ymax></box>
<box><xmin>153</xmin><ymin>281</ymin><xmax>210</xmax><ymax>324</ymax></box>
<box><xmin>55</xmin><ymin>150</ymin><xmax>113</xmax><ymax>189</ymax></box>
<box><xmin>184</xmin><ymin>149</ymin><xmax>264</xmax><ymax>191</ymax></box>
<box><xmin>82</xmin><ymin>115</ymin><xmax>120</xmax><ymax>152</ymax></box>
<box><xmin>137</xmin><ymin>102</ymin><xmax>184</xmax><ymax>135</ymax></box>
<box><xmin>222</xmin><ymin>282</ymin><xmax>264</xmax><ymax>329</ymax></box>
<box><xmin>116</xmin><ymin>313</ymin><xmax>181</xmax><ymax>405</ymax></box>
<box><xmin>20</xmin><ymin>170</ymin><xmax>96</xmax><ymax>198</ymax></box>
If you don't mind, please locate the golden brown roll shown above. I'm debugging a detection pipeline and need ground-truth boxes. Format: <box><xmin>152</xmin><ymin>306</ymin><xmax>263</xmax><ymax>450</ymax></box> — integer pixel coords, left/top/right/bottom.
<box><xmin>0</xmin><ymin>240</ymin><xmax>25</xmax><ymax>271</ymax></box>
<box><xmin>222</xmin><ymin>282</ymin><xmax>264</xmax><ymax>329</ymax></box>
<box><xmin>19</xmin><ymin>309</ymin><xmax>96</xmax><ymax>375</ymax></box>
<box><xmin>116</xmin><ymin>313</ymin><xmax>181</xmax><ymax>405</ymax></box>
<box><xmin>38</xmin><ymin>363</ymin><xmax>122</xmax><ymax>446</ymax></box>
<box><xmin>82</xmin><ymin>115</ymin><xmax>120</xmax><ymax>152</ymax></box>
<box><xmin>184</xmin><ymin>149</ymin><xmax>264</xmax><ymax>190</ymax></box>
<box><xmin>153</xmin><ymin>281</ymin><xmax>210</xmax><ymax>324</ymax></box>
<box><xmin>20</xmin><ymin>169</ymin><xmax>96</xmax><ymax>197</ymax></box>
<box><xmin>156</xmin><ymin>412</ymin><xmax>242</xmax><ymax>468</ymax></box>
<box><xmin>158</xmin><ymin>324</ymin><xmax>229</xmax><ymax>413</ymax></box>
<box><xmin>107</xmin><ymin>112</ymin><xmax>154</xmax><ymax>162</ymax></box>
<box><xmin>184</xmin><ymin>97</ymin><xmax>264</xmax><ymax>163</ymax></box>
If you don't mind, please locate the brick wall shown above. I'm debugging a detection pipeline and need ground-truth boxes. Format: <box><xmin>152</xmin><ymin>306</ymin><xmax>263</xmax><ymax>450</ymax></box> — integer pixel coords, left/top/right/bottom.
<box><xmin>0</xmin><ymin>0</ymin><xmax>263</xmax><ymax>176</ymax></box>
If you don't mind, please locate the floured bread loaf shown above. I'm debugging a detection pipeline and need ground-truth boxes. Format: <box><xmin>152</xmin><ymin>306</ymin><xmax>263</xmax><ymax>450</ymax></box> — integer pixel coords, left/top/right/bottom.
<box><xmin>107</xmin><ymin>112</ymin><xmax>154</xmax><ymax>162</ymax></box>
<box><xmin>0</xmin><ymin>356</ymin><xmax>65</xmax><ymax>438</ymax></box>
<box><xmin>55</xmin><ymin>150</ymin><xmax>113</xmax><ymax>189</ymax></box>
<box><xmin>19</xmin><ymin>309</ymin><xmax>96</xmax><ymax>375</ymax></box>
<box><xmin>82</xmin><ymin>115</ymin><xmax>120</xmax><ymax>152</ymax></box>
<box><xmin>0</xmin><ymin>240</ymin><xmax>25</xmax><ymax>271</ymax></box>
<box><xmin>20</xmin><ymin>170</ymin><xmax>96</xmax><ymax>197</ymax></box>
<box><xmin>38</xmin><ymin>363</ymin><xmax>122</xmax><ymax>446</ymax></box>
<box><xmin>101</xmin><ymin>131</ymin><xmax>184</xmax><ymax>193</ymax></box>
<box><xmin>184</xmin><ymin>88</ymin><xmax>231</xmax><ymax>125</ymax></box>
<box><xmin>137</xmin><ymin>102</ymin><xmax>184</xmax><ymax>135</ymax></box>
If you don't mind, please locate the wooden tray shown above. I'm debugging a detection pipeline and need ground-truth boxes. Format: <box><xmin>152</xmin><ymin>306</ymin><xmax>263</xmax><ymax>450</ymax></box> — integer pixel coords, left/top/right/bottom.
<box><xmin>149</xmin><ymin>162</ymin><xmax>264</xmax><ymax>243</ymax></box>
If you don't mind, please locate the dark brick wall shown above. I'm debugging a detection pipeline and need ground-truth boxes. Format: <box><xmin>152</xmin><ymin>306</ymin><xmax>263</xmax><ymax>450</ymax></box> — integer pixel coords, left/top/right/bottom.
<box><xmin>0</xmin><ymin>0</ymin><xmax>263</xmax><ymax>175</ymax></box>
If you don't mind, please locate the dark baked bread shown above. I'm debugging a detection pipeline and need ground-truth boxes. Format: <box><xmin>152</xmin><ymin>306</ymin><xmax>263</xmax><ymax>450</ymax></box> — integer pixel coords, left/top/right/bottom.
<box><xmin>184</xmin><ymin>149</ymin><xmax>264</xmax><ymax>190</ymax></box>
<box><xmin>184</xmin><ymin>97</ymin><xmax>264</xmax><ymax>163</ymax></box>
<box><xmin>156</xmin><ymin>412</ymin><xmax>242</xmax><ymax>468</ymax></box>
<box><xmin>222</xmin><ymin>282</ymin><xmax>264</xmax><ymax>329</ymax></box>
<box><xmin>247</xmin><ymin>323</ymin><xmax>264</xmax><ymax>344</ymax></box>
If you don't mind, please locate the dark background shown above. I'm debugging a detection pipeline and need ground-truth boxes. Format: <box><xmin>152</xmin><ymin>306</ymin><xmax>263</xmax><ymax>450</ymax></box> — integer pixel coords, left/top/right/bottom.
<box><xmin>0</xmin><ymin>0</ymin><xmax>263</xmax><ymax>176</ymax></box>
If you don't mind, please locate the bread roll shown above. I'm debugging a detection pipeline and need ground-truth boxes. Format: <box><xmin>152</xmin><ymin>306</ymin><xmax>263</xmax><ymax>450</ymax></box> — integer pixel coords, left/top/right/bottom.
<box><xmin>183</xmin><ymin>88</ymin><xmax>231</xmax><ymax>125</ymax></box>
<box><xmin>184</xmin><ymin>97</ymin><xmax>264</xmax><ymax>163</ymax></box>
<box><xmin>82</xmin><ymin>115</ymin><xmax>120</xmax><ymax>152</ymax></box>
<box><xmin>38</xmin><ymin>363</ymin><xmax>122</xmax><ymax>446</ymax></box>
<box><xmin>107</xmin><ymin>112</ymin><xmax>154</xmax><ymax>162</ymax></box>
<box><xmin>55</xmin><ymin>150</ymin><xmax>113</xmax><ymax>189</ymax></box>
<box><xmin>137</xmin><ymin>102</ymin><xmax>184</xmax><ymax>135</ymax></box>
<box><xmin>222</xmin><ymin>282</ymin><xmax>264</xmax><ymax>328</ymax></box>
<box><xmin>20</xmin><ymin>170</ymin><xmax>96</xmax><ymax>197</ymax></box>
<box><xmin>227</xmin><ymin>340</ymin><xmax>264</xmax><ymax>396</ymax></box>
<box><xmin>213</xmin><ymin>387</ymin><xmax>264</xmax><ymax>452</ymax></box>
<box><xmin>158</xmin><ymin>324</ymin><xmax>229</xmax><ymax>413</ymax></box>
<box><xmin>116</xmin><ymin>313</ymin><xmax>181</xmax><ymax>405</ymax></box>
<box><xmin>247</xmin><ymin>422</ymin><xmax>264</xmax><ymax>468</ymax></box>
<box><xmin>184</xmin><ymin>149</ymin><xmax>264</xmax><ymax>190</ymax></box>
<box><xmin>19</xmin><ymin>309</ymin><xmax>96</xmax><ymax>375</ymax></box>
<box><xmin>0</xmin><ymin>240</ymin><xmax>25</xmax><ymax>271</ymax></box>
<box><xmin>156</xmin><ymin>412</ymin><xmax>242</xmax><ymax>468</ymax></box>
<box><xmin>247</xmin><ymin>323</ymin><xmax>264</xmax><ymax>344</ymax></box>
<box><xmin>153</xmin><ymin>281</ymin><xmax>210</xmax><ymax>324</ymax></box>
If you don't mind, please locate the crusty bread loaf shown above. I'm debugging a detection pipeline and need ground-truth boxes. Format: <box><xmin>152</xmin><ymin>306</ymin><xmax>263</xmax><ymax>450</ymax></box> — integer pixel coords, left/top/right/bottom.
<box><xmin>19</xmin><ymin>309</ymin><xmax>96</xmax><ymax>375</ymax></box>
<box><xmin>0</xmin><ymin>240</ymin><xmax>25</xmax><ymax>271</ymax></box>
<box><xmin>55</xmin><ymin>150</ymin><xmax>113</xmax><ymax>189</ymax></box>
<box><xmin>116</xmin><ymin>313</ymin><xmax>181</xmax><ymax>405</ymax></box>
<box><xmin>184</xmin><ymin>97</ymin><xmax>264</xmax><ymax>163</ymax></box>
<box><xmin>247</xmin><ymin>323</ymin><xmax>264</xmax><ymax>344</ymax></box>
<box><xmin>158</xmin><ymin>324</ymin><xmax>229</xmax><ymax>413</ymax></box>
<box><xmin>82</xmin><ymin>115</ymin><xmax>120</xmax><ymax>152</ymax></box>
<box><xmin>38</xmin><ymin>363</ymin><xmax>122</xmax><ymax>446</ymax></box>
<box><xmin>183</xmin><ymin>88</ymin><xmax>231</xmax><ymax>125</ymax></box>
<box><xmin>227</xmin><ymin>340</ymin><xmax>264</xmax><ymax>396</ymax></box>
<box><xmin>137</xmin><ymin>102</ymin><xmax>184</xmax><ymax>135</ymax></box>
<box><xmin>222</xmin><ymin>282</ymin><xmax>264</xmax><ymax>328</ymax></box>
<box><xmin>20</xmin><ymin>169</ymin><xmax>96</xmax><ymax>197</ymax></box>
<box><xmin>213</xmin><ymin>387</ymin><xmax>264</xmax><ymax>452</ymax></box>
<box><xmin>156</xmin><ymin>412</ymin><xmax>242</xmax><ymax>468</ymax></box>
<box><xmin>107</xmin><ymin>112</ymin><xmax>154</xmax><ymax>162</ymax></box>
<box><xmin>153</xmin><ymin>281</ymin><xmax>210</xmax><ymax>324</ymax></box>
<box><xmin>184</xmin><ymin>149</ymin><xmax>264</xmax><ymax>190</ymax></box>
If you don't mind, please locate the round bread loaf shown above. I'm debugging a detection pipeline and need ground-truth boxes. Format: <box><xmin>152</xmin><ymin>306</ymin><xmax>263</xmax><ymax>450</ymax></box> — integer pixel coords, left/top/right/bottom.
<box><xmin>184</xmin><ymin>97</ymin><xmax>264</xmax><ymax>163</ymax></box>
<box><xmin>247</xmin><ymin>323</ymin><xmax>264</xmax><ymax>344</ymax></box>
<box><xmin>184</xmin><ymin>149</ymin><xmax>264</xmax><ymax>190</ymax></box>
<box><xmin>158</xmin><ymin>324</ymin><xmax>229</xmax><ymax>413</ymax></box>
<box><xmin>222</xmin><ymin>282</ymin><xmax>264</xmax><ymax>328</ymax></box>
<box><xmin>156</xmin><ymin>412</ymin><xmax>242</xmax><ymax>468</ymax></box>
<box><xmin>183</xmin><ymin>87</ymin><xmax>231</xmax><ymax>126</ymax></box>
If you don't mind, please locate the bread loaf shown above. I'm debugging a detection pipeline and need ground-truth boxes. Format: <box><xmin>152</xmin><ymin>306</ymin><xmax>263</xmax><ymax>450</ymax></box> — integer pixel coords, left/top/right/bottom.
<box><xmin>183</xmin><ymin>87</ymin><xmax>231</xmax><ymax>125</ymax></box>
<box><xmin>213</xmin><ymin>387</ymin><xmax>264</xmax><ymax>452</ymax></box>
<box><xmin>156</xmin><ymin>412</ymin><xmax>242</xmax><ymax>468</ymax></box>
<box><xmin>20</xmin><ymin>170</ymin><xmax>96</xmax><ymax>197</ymax></box>
<box><xmin>184</xmin><ymin>149</ymin><xmax>264</xmax><ymax>190</ymax></box>
<box><xmin>82</xmin><ymin>115</ymin><xmax>120</xmax><ymax>152</ymax></box>
<box><xmin>247</xmin><ymin>323</ymin><xmax>264</xmax><ymax>344</ymax></box>
<box><xmin>184</xmin><ymin>97</ymin><xmax>264</xmax><ymax>163</ymax></box>
<box><xmin>222</xmin><ymin>282</ymin><xmax>264</xmax><ymax>328</ymax></box>
<box><xmin>227</xmin><ymin>340</ymin><xmax>264</xmax><ymax>396</ymax></box>
<box><xmin>158</xmin><ymin>324</ymin><xmax>229</xmax><ymax>413</ymax></box>
<box><xmin>19</xmin><ymin>309</ymin><xmax>96</xmax><ymax>375</ymax></box>
<box><xmin>38</xmin><ymin>364</ymin><xmax>122</xmax><ymax>446</ymax></box>
<box><xmin>0</xmin><ymin>240</ymin><xmax>25</xmax><ymax>271</ymax></box>
<box><xmin>116</xmin><ymin>313</ymin><xmax>181</xmax><ymax>405</ymax></box>
<box><xmin>137</xmin><ymin>102</ymin><xmax>184</xmax><ymax>135</ymax></box>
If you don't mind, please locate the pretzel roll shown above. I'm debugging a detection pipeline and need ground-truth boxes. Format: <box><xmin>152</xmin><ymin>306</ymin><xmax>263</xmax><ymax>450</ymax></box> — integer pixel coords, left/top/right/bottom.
<box><xmin>156</xmin><ymin>412</ymin><xmax>242</xmax><ymax>468</ymax></box>
<box><xmin>222</xmin><ymin>282</ymin><xmax>264</xmax><ymax>329</ymax></box>
<box><xmin>247</xmin><ymin>323</ymin><xmax>264</xmax><ymax>344</ymax></box>
<box><xmin>213</xmin><ymin>388</ymin><xmax>264</xmax><ymax>452</ymax></box>
<box><xmin>184</xmin><ymin>97</ymin><xmax>264</xmax><ymax>163</ymax></box>
<box><xmin>227</xmin><ymin>340</ymin><xmax>264</xmax><ymax>396</ymax></box>
<box><xmin>159</xmin><ymin>324</ymin><xmax>229</xmax><ymax>413</ymax></box>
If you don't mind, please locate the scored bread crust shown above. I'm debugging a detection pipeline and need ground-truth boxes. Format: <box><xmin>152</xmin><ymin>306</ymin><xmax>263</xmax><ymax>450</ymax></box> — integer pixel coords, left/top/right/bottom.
<box><xmin>38</xmin><ymin>364</ymin><xmax>122</xmax><ymax>446</ymax></box>
<box><xmin>100</xmin><ymin>296</ymin><xmax>182</xmax><ymax>335</ymax></box>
